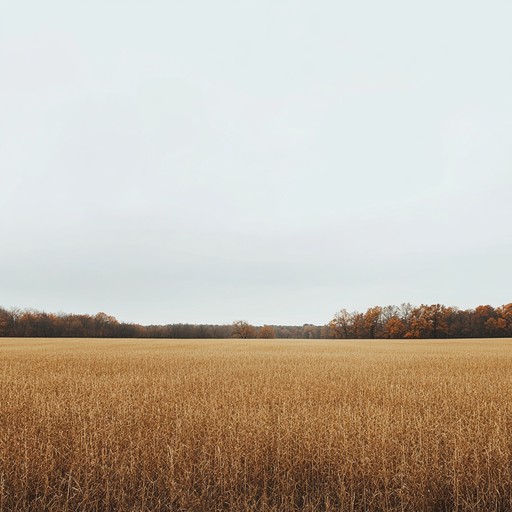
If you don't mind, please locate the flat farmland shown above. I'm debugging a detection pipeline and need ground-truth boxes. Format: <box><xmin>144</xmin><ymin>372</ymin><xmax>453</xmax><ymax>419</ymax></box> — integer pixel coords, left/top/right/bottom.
<box><xmin>1</xmin><ymin>338</ymin><xmax>512</xmax><ymax>511</ymax></box>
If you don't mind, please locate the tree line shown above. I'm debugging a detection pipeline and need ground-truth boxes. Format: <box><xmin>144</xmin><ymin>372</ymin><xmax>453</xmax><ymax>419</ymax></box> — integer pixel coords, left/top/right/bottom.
<box><xmin>0</xmin><ymin>308</ymin><xmax>324</xmax><ymax>339</ymax></box>
<box><xmin>0</xmin><ymin>303</ymin><xmax>510</xmax><ymax>339</ymax></box>
<box><xmin>329</xmin><ymin>303</ymin><xmax>512</xmax><ymax>339</ymax></box>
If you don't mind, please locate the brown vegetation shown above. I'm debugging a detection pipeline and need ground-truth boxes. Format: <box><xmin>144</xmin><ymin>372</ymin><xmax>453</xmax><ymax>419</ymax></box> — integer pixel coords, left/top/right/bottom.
<box><xmin>0</xmin><ymin>308</ymin><xmax>326</xmax><ymax>339</ymax></box>
<box><xmin>329</xmin><ymin>303</ymin><xmax>512</xmax><ymax>339</ymax></box>
<box><xmin>258</xmin><ymin>325</ymin><xmax>276</xmax><ymax>339</ymax></box>
<box><xmin>1</xmin><ymin>338</ymin><xmax>512</xmax><ymax>511</ymax></box>
<box><xmin>232</xmin><ymin>320</ymin><xmax>257</xmax><ymax>339</ymax></box>
<box><xmin>1</xmin><ymin>303</ymin><xmax>511</xmax><ymax>339</ymax></box>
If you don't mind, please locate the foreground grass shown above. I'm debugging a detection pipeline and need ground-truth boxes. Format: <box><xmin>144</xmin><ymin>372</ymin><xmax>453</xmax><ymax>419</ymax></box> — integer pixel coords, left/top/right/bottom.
<box><xmin>1</xmin><ymin>338</ymin><xmax>512</xmax><ymax>511</ymax></box>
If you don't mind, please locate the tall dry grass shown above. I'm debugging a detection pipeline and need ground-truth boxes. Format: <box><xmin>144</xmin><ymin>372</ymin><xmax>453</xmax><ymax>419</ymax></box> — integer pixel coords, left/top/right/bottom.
<box><xmin>1</xmin><ymin>338</ymin><xmax>512</xmax><ymax>511</ymax></box>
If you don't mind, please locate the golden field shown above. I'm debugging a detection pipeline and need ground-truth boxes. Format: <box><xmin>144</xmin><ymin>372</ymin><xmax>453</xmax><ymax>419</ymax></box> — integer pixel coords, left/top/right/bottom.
<box><xmin>1</xmin><ymin>338</ymin><xmax>512</xmax><ymax>511</ymax></box>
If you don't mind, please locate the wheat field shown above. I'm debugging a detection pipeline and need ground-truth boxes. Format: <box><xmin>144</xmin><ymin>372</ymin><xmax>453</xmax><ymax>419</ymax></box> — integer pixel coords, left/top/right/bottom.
<box><xmin>1</xmin><ymin>338</ymin><xmax>512</xmax><ymax>511</ymax></box>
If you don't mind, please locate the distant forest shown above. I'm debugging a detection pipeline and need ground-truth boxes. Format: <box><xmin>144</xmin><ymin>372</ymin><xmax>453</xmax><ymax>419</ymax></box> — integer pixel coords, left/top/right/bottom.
<box><xmin>1</xmin><ymin>303</ymin><xmax>511</xmax><ymax>339</ymax></box>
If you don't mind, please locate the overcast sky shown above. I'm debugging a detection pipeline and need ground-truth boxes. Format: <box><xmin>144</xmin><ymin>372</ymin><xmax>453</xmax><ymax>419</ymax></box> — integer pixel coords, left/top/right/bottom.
<box><xmin>1</xmin><ymin>1</ymin><xmax>511</xmax><ymax>326</ymax></box>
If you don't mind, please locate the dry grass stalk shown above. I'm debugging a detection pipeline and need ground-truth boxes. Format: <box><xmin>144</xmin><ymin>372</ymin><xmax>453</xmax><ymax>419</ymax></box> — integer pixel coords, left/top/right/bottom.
<box><xmin>1</xmin><ymin>338</ymin><xmax>512</xmax><ymax>511</ymax></box>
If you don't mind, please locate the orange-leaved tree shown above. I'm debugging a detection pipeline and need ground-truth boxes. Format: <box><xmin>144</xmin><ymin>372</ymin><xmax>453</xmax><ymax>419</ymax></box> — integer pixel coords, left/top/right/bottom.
<box><xmin>258</xmin><ymin>325</ymin><xmax>275</xmax><ymax>339</ymax></box>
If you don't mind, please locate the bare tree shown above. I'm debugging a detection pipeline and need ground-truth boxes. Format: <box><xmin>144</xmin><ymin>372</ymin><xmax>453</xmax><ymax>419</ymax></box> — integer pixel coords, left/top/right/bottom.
<box><xmin>329</xmin><ymin>309</ymin><xmax>352</xmax><ymax>338</ymax></box>
<box><xmin>232</xmin><ymin>320</ymin><xmax>256</xmax><ymax>339</ymax></box>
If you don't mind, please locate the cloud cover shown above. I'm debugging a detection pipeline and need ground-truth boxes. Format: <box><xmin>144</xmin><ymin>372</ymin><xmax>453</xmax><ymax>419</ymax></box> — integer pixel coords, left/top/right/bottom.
<box><xmin>1</xmin><ymin>0</ymin><xmax>511</xmax><ymax>324</ymax></box>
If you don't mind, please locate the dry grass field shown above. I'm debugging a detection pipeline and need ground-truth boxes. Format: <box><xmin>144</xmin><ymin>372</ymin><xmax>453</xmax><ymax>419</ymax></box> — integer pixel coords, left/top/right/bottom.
<box><xmin>1</xmin><ymin>338</ymin><xmax>512</xmax><ymax>511</ymax></box>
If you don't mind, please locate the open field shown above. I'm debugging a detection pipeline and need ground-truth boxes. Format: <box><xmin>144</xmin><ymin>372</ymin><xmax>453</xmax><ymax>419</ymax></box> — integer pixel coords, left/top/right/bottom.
<box><xmin>1</xmin><ymin>338</ymin><xmax>512</xmax><ymax>511</ymax></box>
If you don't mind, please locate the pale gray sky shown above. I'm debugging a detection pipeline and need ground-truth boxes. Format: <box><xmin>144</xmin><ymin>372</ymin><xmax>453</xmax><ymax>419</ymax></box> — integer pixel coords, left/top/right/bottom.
<box><xmin>1</xmin><ymin>1</ymin><xmax>511</xmax><ymax>325</ymax></box>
